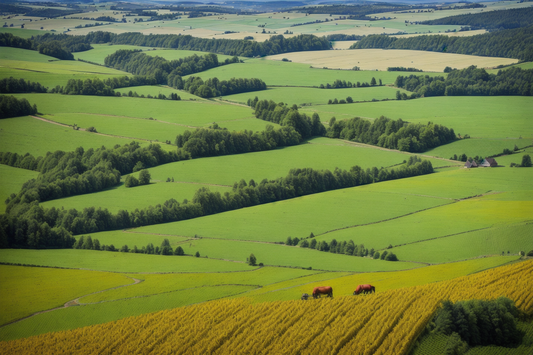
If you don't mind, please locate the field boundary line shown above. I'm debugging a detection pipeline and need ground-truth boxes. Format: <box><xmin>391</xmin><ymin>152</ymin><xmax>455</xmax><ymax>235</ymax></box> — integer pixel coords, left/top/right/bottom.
<box><xmin>150</xmin><ymin>179</ymin><xmax>232</xmax><ymax>187</ymax></box>
<box><xmin>315</xmin><ymin>201</ymin><xmax>458</xmax><ymax>238</ymax></box>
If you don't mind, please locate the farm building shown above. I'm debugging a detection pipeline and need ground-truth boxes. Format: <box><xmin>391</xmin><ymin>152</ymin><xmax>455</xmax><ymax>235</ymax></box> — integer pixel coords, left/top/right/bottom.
<box><xmin>464</xmin><ymin>160</ymin><xmax>478</xmax><ymax>168</ymax></box>
<box><xmin>480</xmin><ymin>158</ymin><xmax>498</xmax><ymax>167</ymax></box>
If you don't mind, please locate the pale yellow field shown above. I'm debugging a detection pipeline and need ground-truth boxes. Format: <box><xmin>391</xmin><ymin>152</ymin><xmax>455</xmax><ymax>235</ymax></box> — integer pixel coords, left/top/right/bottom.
<box><xmin>267</xmin><ymin>49</ymin><xmax>518</xmax><ymax>72</ymax></box>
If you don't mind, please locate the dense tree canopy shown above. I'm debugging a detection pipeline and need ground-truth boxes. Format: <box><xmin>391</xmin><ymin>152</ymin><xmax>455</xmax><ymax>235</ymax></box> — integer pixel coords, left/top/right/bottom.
<box><xmin>395</xmin><ymin>66</ymin><xmax>533</xmax><ymax>97</ymax></box>
<box><xmin>421</xmin><ymin>7</ymin><xmax>533</xmax><ymax>30</ymax></box>
<box><xmin>350</xmin><ymin>26</ymin><xmax>533</xmax><ymax>62</ymax></box>
<box><xmin>0</xmin><ymin>95</ymin><xmax>37</xmax><ymax>119</ymax></box>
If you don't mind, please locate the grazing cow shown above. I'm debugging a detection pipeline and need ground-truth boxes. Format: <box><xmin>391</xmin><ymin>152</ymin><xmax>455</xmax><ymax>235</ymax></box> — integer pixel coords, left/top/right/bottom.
<box><xmin>301</xmin><ymin>293</ymin><xmax>309</xmax><ymax>300</ymax></box>
<box><xmin>353</xmin><ymin>284</ymin><xmax>375</xmax><ymax>295</ymax></box>
<box><xmin>312</xmin><ymin>286</ymin><xmax>333</xmax><ymax>299</ymax></box>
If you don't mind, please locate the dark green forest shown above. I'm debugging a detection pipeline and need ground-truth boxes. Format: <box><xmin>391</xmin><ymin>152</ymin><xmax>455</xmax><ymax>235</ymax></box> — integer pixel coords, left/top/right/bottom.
<box><xmin>327</xmin><ymin>116</ymin><xmax>456</xmax><ymax>153</ymax></box>
<box><xmin>350</xmin><ymin>26</ymin><xmax>533</xmax><ymax>61</ymax></box>
<box><xmin>421</xmin><ymin>7</ymin><xmax>533</xmax><ymax>30</ymax></box>
<box><xmin>395</xmin><ymin>66</ymin><xmax>533</xmax><ymax>97</ymax></box>
<box><xmin>0</xmin><ymin>95</ymin><xmax>37</xmax><ymax>119</ymax></box>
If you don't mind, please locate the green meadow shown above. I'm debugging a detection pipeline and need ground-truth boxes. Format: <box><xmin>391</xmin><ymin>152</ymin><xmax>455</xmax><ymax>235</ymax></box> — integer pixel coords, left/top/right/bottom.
<box><xmin>133</xmin><ymin>187</ymin><xmax>451</xmax><ymax>243</ymax></box>
<box><xmin>301</xmin><ymin>96</ymin><xmax>533</xmax><ymax>139</ymax></box>
<box><xmin>0</xmin><ymin>115</ymin><xmax>153</xmax><ymax>156</ymax></box>
<box><xmin>391</xmin><ymin>222</ymin><xmax>533</xmax><ymax>263</ymax></box>
<box><xmin>12</xmin><ymin>93</ymin><xmax>253</xmax><ymax>127</ymax></box>
<box><xmin>222</xmin><ymin>86</ymin><xmax>411</xmax><ymax>106</ymax></box>
<box><xmin>0</xmin><ymin>249</ymin><xmax>251</xmax><ymax>273</ymax></box>
<box><xmin>187</xmin><ymin>58</ymin><xmax>440</xmax><ymax>86</ymax></box>
<box><xmin>40</xmin><ymin>181</ymin><xmax>232</xmax><ymax>214</ymax></box>
<box><xmin>0</xmin><ymin>265</ymin><xmax>131</xmax><ymax>326</ymax></box>
<box><xmin>147</xmin><ymin>137</ymin><xmax>457</xmax><ymax>187</ymax></box>
<box><xmin>0</xmin><ymin>165</ymin><xmax>39</xmax><ymax>214</ymax></box>
<box><xmin>74</xmin><ymin>44</ymin><xmax>152</xmax><ymax>65</ymax></box>
<box><xmin>114</xmin><ymin>85</ymin><xmax>202</xmax><ymax>101</ymax></box>
<box><xmin>425</xmin><ymin>138</ymin><xmax>526</xmax><ymax>161</ymax></box>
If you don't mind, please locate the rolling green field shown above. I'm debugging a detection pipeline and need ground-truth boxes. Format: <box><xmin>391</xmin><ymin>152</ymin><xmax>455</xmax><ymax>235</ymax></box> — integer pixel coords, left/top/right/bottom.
<box><xmin>40</xmin><ymin>181</ymin><xmax>232</xmax><ymax>214</ymax></box>
<box><xmin>1</xmin><ymin>4</ymin><xmax>532</xmax><ymax>349</ymax></box>
<box><xmin>301</xmin><ymin>96</ymin><xmax>533</xmax><ymax>139</ymax></box>
<box><xmin>222</xmin><ymin>85</ymin><xmax>411</xmax><ymax>106</ymax></box>
<box><xmin>0</xmin><ymin>115</ymin><xmax>156</xmax><ymax>156</ymax></box>
<box><xmin>0</xmin><ymin>249</ymin><xmax>252</xmax><ymax>273</ymax></box>
<box><xmin>186</xmin><ymin>58</ymin><xmax>444</xmax><ymax>86</ymax></box>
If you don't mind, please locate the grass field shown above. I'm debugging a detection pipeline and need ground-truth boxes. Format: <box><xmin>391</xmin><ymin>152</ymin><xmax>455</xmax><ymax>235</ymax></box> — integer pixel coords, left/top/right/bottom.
<box><xmin>425</xmin><ymin>138</ymin><xmax>527</xmax><ymax>161</ymax></box>
<box><xmin>0</xmin><ymin>115</ymin><xmax>155</xmax><ymax>156</ymax></box>
<box><xmin>0</xmin><ymin>249</ymin><xmax>252</xmax><ymax>273</ymax></box>
<box><xmin>0</xmin><ymin>165</ymin><xmax>39</xmax><ymax>214</ymax></box>
<box><xmin>40</xmin><ymin>181</ymin><xmax>232</xmax><ymax>214</ymax></box>
<box><xmin>114</xmin><ymin>85</ymin><xmax>203</xmax><ymax>101</ymax></box>
<box><xmin>222</xmin><ymin>86</ymin><xmax>411</xmax><ymax>106</ymax></box>
<box><xmin>132</xmin><ymin>186</ymin><xmax>452</xmax><ymax>244</ymax></box>
<box><xmin>301</xmin><ymin>96</ymin><xmax>533</xmax><ymax>139</ymax></box>
<box><xmin>147</xmin><ymin>137</ymin><xmax>457</xmax><ymax>187</ymax></box>
<box><xmin>0</xmin><ymin>265</ymin><xmax>131</xmax><ymax>326</ymax></box>
<box><xmin>268</xmin><ymin>49</ymin><xmax>518</xmax><ymax>72</ymax></box>
<box><xmin>186</xmin><ymin>58</ymin><xmax>436</xmax><ymax>86</ymax></box>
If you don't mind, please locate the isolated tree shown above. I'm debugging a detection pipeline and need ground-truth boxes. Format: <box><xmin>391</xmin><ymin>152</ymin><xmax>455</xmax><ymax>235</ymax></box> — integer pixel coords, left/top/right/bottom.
<box><xmin>195</xmin><ymin>251</ymin><xmax>200</xmax><ymax>257</ymax></box>
<box><xmin>247</xmin><ymin>253</ymin><xmax>257</xmax><ymax>266</ymax></box>
<box><xmin>521</xmin><ymin>154</ymin><xmax>532</xmax><ymax>167</ymax></box>
<box><xmin>124</xmin><ymin>175</ymin><xmax>139</xmax><ymax>188</ymax></box>
<box><xmin>370</xmin><ymin>77</ymin><xmax>377</xmax><ymax>86</ymax></box>
<box><xmin>373</xmin><ymin>251</ymin><xmax>380</xmax><ymax>259</ymax></box>
<box><xmin>286</xmin><ymin>236</ymin><xmax>293</xmax><ymax>245</ymax></box>
<box><xmin>174</xmin><ymin>246</ymin><xmax>185</xmax><ymax>255</ymax></box>
<box><xmin>139</xmin><ymin>169</ymin><xmax>151</xmax><ymax>185</ymax></box>
<box><xmin>310</xmin><ymin>238</ymin><xmax>317</xmax><ymax>249</ymax></box>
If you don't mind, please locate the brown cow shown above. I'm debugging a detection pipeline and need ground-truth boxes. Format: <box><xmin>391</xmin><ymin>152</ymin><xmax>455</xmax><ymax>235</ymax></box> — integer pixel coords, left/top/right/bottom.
<box><xmin>312</xmin><ymin>286</ymin><xmax>333</xmax><ymax>299</ymax></box>
<box><xmin>353</xmin><ymin>284</ymin><xmax>375</xmax><ymax>295</ymax></box>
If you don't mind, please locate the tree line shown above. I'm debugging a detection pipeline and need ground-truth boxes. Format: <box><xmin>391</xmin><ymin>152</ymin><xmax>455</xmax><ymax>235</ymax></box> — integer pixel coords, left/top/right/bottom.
<box><xmin>421</xmin><ymin>7</ymin><xmax>533</xmax><ymax>30</ymax></box>
<box><xmin>395</xmin><ymin>66</ymin><xmax>533</xmax><ymax>97</ymax></box>
<box><xmin>0</xmin><ymin>158</ymin><xmax>434</xmax><ymax>249</ymax></box>
<box><xmin>250</xmin><ymin>99</ymin><xmax>326</xmax><ymax>139</ymax></box>
<box><xmin>430</xmin><ymin>297</ymin><xmax>522</xmax><ymax>353</ymax></box>
<box><xmin>350</xmin><ymin>26</ymin><xmax>533</xmax><ymax>62</ymax></box>
<box><xmin>319</xmin><ymin>77</ymin><xmax>381</xmax><ymax>88</ymax></box>
<box><xmin>286</xmin><ymin>235</ymin><xmax>398</xmax><ymax>261</ymax></box>
<box><xmin>0</xmin><ymin>77</ymin><xmax>47</xmax><ymax>94</ymax></box>
<box><xmin>2</xmin><ymin>142</ymin><xmax>182</xmax><ymax>211</ymax></box>
<box><xmin>175</xmin><ymin>124</ymin><xmax>301</xmax><ymax>159</ymax></box>
<box><xmin>170</xmin><ymin>76</ymin><xmax>266</xmax><ymax>98</ymax></box>
<box><xmin>0</xmin><ymin>95</ymin><xmax>37</xmax><ymax>119</ymax></box>
<box><xmin>88</xmin><ymin>31</ymin><xmax>331</xmax><ymax>57</ymax></box>
<box><xmin>73</xmin><ymin>235</ymin><xmax>186</xmax><ymax>256</ymax></box>
<box><xmin>327</xmin><ymin>115</ymin><xmax>456</xmax><ymax>153</ymax></box>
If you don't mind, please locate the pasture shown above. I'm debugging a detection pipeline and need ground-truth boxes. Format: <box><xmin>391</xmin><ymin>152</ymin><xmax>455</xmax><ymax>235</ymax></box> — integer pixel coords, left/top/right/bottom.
<box><xmin>0</xmin><ymin>265</ymin><xmax>131</xmax><ymax>326</ymax></box>
<box><xmin>222</xmin><ymin>85</ymin><xmax>411</xmax><ymax>106</ymax></box>
<box><xmin>40</xmin><ymin>181</ymin><xmax>232</xmax><ymax>214</ymax></box>
<box><xmin>186</xmin><ymin>58</ymin><xmax>431</xmax><ymax>86</ymax></box>
<box><xmin>132</xmin><ymin>186</ymin><xmax>452</xmax><ymax>244</ymax></box>
<box><xmin>0</xmin><ymin>249</ymin><xmax>252</xmax><ymax>273</ymax></box>
<box><xmin>147</xmin><ymin>137</ymin><xmax>457</xmax><ymax>186</ymax></box>
<box><xmin>267</xmin><ymin>49</ymin><xmax>518</xmax><ymax>72</ymax></box>
<box><xmin>0</xmin><ymin>115</ymin><xmax>154</xmax><ymax>156</ymax></box>
<box><xmin>301</xmin><ymin>96</ymin><xmax>533</xmax><ymax>139</ymax></box>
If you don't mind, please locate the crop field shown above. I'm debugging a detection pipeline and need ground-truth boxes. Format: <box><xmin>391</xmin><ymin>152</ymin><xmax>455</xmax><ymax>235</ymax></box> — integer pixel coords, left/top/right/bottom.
<box><xmin>0</xmin><ymin>265</ymin><xmax>131</xmax><ymax>326</ymax></box>
<box><xmin>268</xmin><ymin>49</ymin><xmax>518</xmax><ymax>72</ymax></box>
<box><xmin>0</xmin><ymin>165</ymin><xmax>39</xmax><ymax>214</ymax></box>
<box><xmin>222</xmin><ymin>85</ymin><xmax>411</xmax><ymax>106</ymax></box>
<box><xmin>40</xmin><ymin>180</ymin><xmax>232</xmax><ymax>214</ymax></box>
<box><xmin>2</xmin><ymin>259</ymin><xmax>530</xmax><ymax>354</ymax></box>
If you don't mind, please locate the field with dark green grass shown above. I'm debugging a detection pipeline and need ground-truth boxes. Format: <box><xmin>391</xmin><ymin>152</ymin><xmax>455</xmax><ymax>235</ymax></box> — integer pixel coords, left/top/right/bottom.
<box><xmin>1</xmin><ymin>8</ymin><xmax>532</xmax><ymax>350</ymax></box>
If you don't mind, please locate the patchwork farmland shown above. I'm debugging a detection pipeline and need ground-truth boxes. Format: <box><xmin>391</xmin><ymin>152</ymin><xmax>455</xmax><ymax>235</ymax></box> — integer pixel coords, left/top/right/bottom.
<box><xmin>1</xmin><ymin>1</ymin><xmax>532</xmax><ymax>354</ymax></box>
